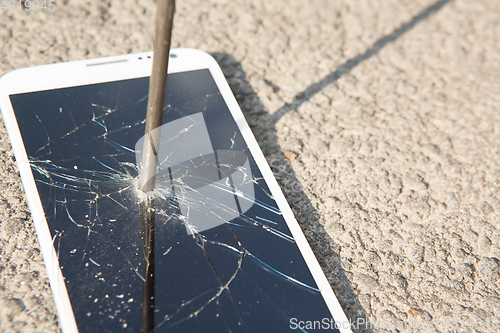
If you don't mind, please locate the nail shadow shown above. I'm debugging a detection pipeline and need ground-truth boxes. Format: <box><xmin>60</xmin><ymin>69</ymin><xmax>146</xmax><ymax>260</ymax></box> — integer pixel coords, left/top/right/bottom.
<box><xmin>268</xmin><ymin>0</ymin><xmax>453</xmax><ymax>125</ymax></box>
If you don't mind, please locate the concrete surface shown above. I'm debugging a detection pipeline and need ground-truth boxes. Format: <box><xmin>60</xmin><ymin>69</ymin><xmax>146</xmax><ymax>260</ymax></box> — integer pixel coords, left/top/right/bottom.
<box><xmin>1</xmin><ymin>0</ymin><xmax>500</xmax><ymax>331</ymax></box>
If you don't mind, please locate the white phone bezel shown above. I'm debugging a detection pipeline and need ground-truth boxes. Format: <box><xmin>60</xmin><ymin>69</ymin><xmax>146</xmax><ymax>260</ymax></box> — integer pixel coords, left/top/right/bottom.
<box><xmin>0</xmin><ymin>48</ymin><xmax>351</xmax><ymax>333</ymax></box>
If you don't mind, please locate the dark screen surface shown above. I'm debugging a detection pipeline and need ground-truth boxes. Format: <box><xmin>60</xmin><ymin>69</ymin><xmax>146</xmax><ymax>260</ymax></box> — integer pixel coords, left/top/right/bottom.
<box><xmin>9</xmin><ymin>69</ymin><xmax>339</xmax><ymax>332</ymax></box>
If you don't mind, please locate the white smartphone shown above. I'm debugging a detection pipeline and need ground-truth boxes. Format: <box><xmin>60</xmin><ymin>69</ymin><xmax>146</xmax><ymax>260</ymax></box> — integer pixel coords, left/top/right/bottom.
<box><xmin>0</xmin><ymin>48</ymin><xmax>350</xmax><ymax>333</ymax></box>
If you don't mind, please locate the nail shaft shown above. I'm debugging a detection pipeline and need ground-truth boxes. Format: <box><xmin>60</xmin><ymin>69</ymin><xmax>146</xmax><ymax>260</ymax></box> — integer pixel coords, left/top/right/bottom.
<box><xmin>140</xmin><ymin>0</ymin><xmax>176</xmax><ymax>193</ymax></box>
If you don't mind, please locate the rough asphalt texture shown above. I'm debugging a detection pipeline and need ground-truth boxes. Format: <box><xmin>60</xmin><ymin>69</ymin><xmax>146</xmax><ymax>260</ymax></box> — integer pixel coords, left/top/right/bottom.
<box><xmin>1</xmin><ymin>0</ymin><xmax>500</xmax><ymax>332</ymax></box>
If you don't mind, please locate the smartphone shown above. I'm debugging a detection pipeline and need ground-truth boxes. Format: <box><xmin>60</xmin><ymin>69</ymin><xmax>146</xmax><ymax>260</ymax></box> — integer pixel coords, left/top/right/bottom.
<box><xmin>0</xmin><ymin>48</ymin><xmax>350</xmax><ymax>333</ymax></box>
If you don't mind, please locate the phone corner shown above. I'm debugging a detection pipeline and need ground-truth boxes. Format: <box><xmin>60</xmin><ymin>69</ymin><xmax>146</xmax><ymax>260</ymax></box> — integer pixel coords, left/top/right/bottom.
<box><xmin>0</xmin><ymin>69</ymin><xmax>17</xmax><ymax>94</ymax></box>
<box><xmin>0</xmin><ymin>66</ymin><xmax>38</xmax><ymax>96</ymax></box>
<box><xmin>176</xmin><ymin>48</ymin><xmax>219</xmax><ymax>65</ymax></box>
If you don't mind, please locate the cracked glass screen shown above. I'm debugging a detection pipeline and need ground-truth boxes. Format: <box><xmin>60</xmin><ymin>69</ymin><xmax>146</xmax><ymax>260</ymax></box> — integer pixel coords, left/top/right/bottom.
<box><xmin>9</xmin><ymin>69</ymin><xmax>337</xmax><ymax>333</ymax></box>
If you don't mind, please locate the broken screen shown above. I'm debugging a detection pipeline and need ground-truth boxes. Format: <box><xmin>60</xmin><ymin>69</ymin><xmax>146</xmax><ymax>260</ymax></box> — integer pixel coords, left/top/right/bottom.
<box><xmin>9</xmin><ymin>69</ymin><xmax>337</xmax><ymax>332</ymax></box>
